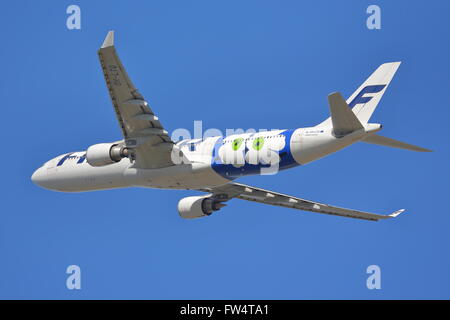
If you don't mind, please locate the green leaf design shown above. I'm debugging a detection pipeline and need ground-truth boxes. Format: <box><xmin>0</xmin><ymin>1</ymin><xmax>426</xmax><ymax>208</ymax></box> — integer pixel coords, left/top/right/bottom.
<box><xmin>232</xmin><ymin>138</ymin><xmax>244</xmax><ymax>151</ymax></box>
<box><xmin>252</xmin><ymin>137</ymin><xmax>264</xmax><ymax>151</ymax></box>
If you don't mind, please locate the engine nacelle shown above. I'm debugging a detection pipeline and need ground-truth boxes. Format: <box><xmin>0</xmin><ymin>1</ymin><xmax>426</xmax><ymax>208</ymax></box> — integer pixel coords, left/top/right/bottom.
<box><xmin>177</xmin><ymin>195</ymin><xmax>226</xmax><ymax>219</ymax></box>
<box><xmin>86</xmin><ymin>143</ymin><xmax>129</xmax><ymax>167</ymax></box>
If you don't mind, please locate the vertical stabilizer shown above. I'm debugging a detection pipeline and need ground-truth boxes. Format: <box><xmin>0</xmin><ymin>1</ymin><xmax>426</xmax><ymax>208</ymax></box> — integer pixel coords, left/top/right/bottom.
<box><xmin>318</xmin><ymin>62</ymin><xmax>401</xmax><ymax>127</ymax></box>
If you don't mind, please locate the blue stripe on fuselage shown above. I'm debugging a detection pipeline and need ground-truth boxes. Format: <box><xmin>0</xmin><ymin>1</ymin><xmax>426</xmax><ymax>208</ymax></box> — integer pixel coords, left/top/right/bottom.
<box><xmin>211</xmin><ymin>129</ymin><xmax>299</xmax><ymax>180</ymax></box>
<box><xmin>57</xmin><ymin>153</ymin><xmax>86</xmax><ymax>166</ymax></box>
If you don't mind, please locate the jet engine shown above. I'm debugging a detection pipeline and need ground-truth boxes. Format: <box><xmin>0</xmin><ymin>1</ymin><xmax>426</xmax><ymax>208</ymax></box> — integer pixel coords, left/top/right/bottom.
<box><xmin>177</xmin><ymin>195</ymin><xmax>226</xmax><ymax>219</ymax></box>
<box><xmin>86</xmin><ymin>143</ymin><xmax>129</xmax><ymax>167</ymax></box>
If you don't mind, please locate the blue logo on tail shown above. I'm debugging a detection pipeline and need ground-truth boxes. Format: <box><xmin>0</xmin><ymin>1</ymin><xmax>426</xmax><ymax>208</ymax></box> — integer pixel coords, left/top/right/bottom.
<box><xmin>349</xmin><ymin>84</ymin><xmax>386</xmax><ymax>107</ymax></box>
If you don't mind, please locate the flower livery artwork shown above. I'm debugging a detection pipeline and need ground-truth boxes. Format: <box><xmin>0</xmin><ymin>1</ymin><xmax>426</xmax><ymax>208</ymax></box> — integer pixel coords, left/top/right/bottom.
<box><xmin>214</xmin><ymin>130</ymin><xmax>287</xmax><ymax>177</ymax></box>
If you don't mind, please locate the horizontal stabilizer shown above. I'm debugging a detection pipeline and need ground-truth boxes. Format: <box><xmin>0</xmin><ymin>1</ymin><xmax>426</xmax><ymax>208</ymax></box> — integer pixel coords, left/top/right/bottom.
<box><xmin>362</xmin><ymin>134</ymin><xmax>432</xmax><ymax>152</ymax></box>
<box><xmin>328</xmin><ymin>92</ymin><xmax>364</xmax><ymax>137</ymax></box>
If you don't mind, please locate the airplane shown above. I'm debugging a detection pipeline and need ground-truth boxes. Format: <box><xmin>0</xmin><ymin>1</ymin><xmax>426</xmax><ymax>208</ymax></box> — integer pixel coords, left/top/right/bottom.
<box><xmin>31</xmin><ymin>31</ymin><xmax>431</xmax><ymax>222</ymax></box>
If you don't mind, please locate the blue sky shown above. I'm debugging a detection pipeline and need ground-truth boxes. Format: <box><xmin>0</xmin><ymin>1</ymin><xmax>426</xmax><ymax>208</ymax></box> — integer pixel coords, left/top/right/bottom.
<box><xmin>1</xmin><ymin>0</ymin><xmax>449</xmax><ymax>299</ymax></box>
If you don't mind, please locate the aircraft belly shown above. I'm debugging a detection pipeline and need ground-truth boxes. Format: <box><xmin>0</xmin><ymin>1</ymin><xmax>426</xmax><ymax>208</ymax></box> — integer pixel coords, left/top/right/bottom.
<box><xmin>48</xmin><ymin>161</ymin><xmax>129</xmax><ymax>192</ymax></box>
<box><xmin>291</xmin><ymin>128</ymin><xmax>364</xmax><ymax>165</ymax></box>
<box><xmin>127</xmin><ymin>162</ymin><xmax>230</xmax><ymax>190</ymax></box>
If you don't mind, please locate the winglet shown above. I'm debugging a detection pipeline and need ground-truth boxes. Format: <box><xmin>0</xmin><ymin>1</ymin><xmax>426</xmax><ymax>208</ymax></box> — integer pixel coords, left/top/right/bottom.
<box><xmin>101</xmin><ymin>30</ymin><xmax>114</xmax><ymax>48</ymax></box>
<box><xmin>389</xmin><ymin>209</ymin><xmax>405</xmax><ymax>218</ymax></box>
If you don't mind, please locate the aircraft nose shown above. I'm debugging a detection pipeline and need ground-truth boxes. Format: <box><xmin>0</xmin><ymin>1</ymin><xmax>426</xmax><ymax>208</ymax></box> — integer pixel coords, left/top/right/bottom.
<box><xmin>31</xmin><ymin>167</ymin><xmax>47</xmax><ymax>187</ymax></box>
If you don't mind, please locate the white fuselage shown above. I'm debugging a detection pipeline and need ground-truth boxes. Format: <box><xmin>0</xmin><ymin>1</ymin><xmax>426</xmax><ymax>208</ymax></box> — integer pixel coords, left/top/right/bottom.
<box><xmin>32</xmin><ymin>126</ymin><xmax>373</xmax><ymax>192</ymax></box>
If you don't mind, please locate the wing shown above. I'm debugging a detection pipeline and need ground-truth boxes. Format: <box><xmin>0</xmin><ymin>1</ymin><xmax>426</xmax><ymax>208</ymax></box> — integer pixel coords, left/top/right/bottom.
<box><xmin>199</xmin><ymin>182</ymin><xmax>404</xmax><ymax>221</ymax></box>
<box><xmin>97</xmin><ymin>31</ymin><xmax>175</xmax><ymax>169</ymax></box>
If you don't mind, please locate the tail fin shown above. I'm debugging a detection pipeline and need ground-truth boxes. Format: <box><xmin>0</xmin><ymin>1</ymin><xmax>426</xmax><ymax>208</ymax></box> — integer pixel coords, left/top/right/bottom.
<box><xmin>318</xmin><ymin>62</ymin><xmax>401</xmax><ymax>127</ymax></box>
<box><xmin>362</xmin><ymin>134</ymin><xmax>432</xmax><ymax>152</ymax></box>
<box><xmin>348</xmin><ymin>62</ymin><xmax>401</xmax><ymax>123</ymax></box>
